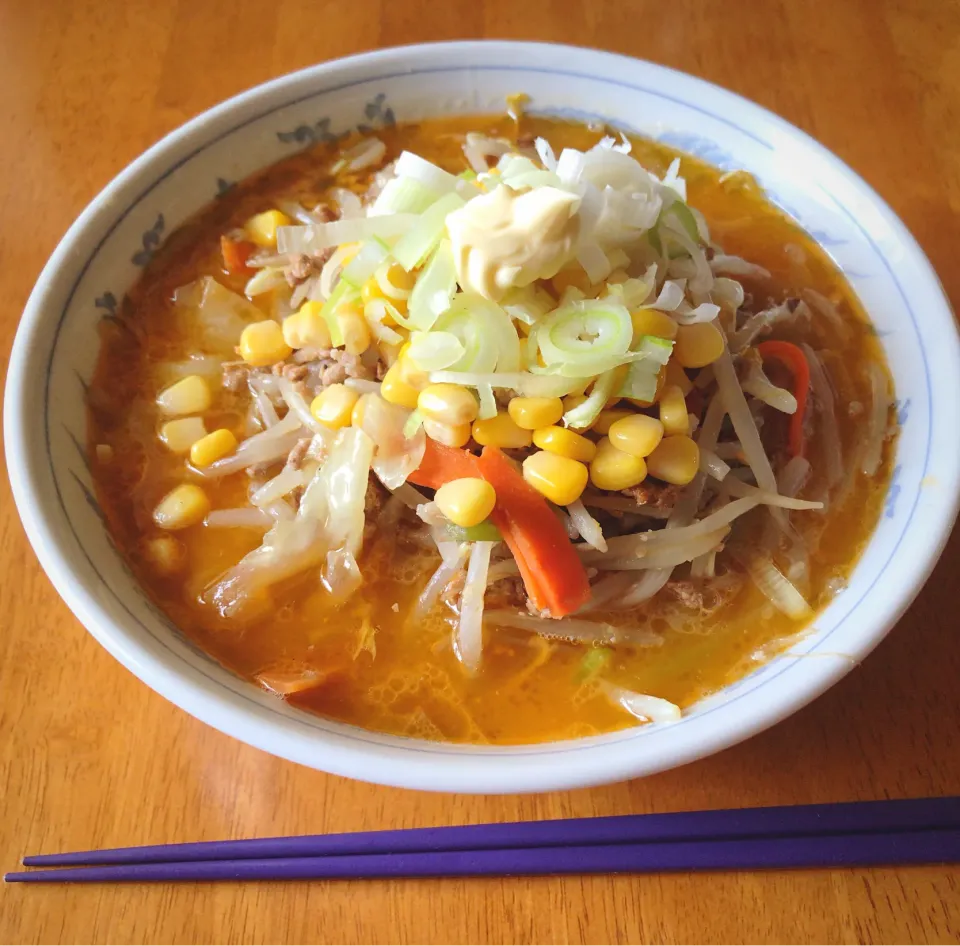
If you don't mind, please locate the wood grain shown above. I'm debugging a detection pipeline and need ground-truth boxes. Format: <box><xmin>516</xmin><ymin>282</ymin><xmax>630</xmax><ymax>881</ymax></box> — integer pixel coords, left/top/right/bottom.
<box><xmin>1</xmin><ymin>0</ymin><xmax>959</xmax><ymax>942</ymax></box>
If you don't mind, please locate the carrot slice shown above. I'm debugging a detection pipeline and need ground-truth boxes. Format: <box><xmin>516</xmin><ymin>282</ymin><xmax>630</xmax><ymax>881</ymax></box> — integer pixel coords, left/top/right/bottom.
<box><xmin>408</xmin><ymin>439</ymin><xmax>479</xmax><ymax>489</ymax></box>
<box><xmin>476</xmin><ymin>447</ymin><xmax>592</xmax><ymax>618</ymax></box>
<box><xmin>757</xmin><ymin>340</ymin><xmax>811</xmax><ymax>459</ymax></box>
<box><xmin>220</xmin><ymin>235</ymin><xmax>257</xmax><ymax>274</ymax></box>
<box><xmin>409</xmin><ymin>441</ymin><xmax>592</xmax><ymax>617</ymax></box>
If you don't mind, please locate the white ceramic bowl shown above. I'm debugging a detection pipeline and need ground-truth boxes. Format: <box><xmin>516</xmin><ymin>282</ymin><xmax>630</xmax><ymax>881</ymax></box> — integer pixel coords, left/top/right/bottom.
<box><xmin>6</xmin><ymin>42</ymin><xmax>960</xmax><ymax>793</ymax></box>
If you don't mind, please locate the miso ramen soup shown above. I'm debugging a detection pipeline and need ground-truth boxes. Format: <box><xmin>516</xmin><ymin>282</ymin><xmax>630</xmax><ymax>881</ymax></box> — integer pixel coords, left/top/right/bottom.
<box><xmin>88</xmin><ymin>110</ymin><xmax>895</xmax><ymax>744</ymax></box>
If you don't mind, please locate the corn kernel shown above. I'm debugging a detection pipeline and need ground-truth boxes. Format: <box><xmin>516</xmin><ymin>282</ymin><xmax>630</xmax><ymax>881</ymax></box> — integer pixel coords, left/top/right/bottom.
<box><xmin>311</xmin><ymin>384</ymin><xmax>360</xmax><ymax>429</ymax></box>
<box><xmin>646</xmin><ymin>435</ymin><xmax>700</xmax><ymax>485</ymax></box>
<box><xmin>422</xmin><ymin>417</ymin><xmax>472</xmax><ymax>448</ymax></box>
<box><xmin>418</xmin><ymin>384</ymin><xmax>479</xmax><ymax>426</ymax></box>
<box><xmin>351</xmin><ymin>393</ymin><xmax>370</xmax><ymax>429</ymax></box>
<box><xmin>152</xmin><ymin>484</ymin><xmax>210</xmax><ymax>531</ymax></box>
<box><xmin>550</xmin><ymin>265</ymin><xmax>593</xmax><ymax>297</ymax></box>
<box><xmin>472</xmin><ymin>412</ymin><xmax>533</xmax><ymax>449</ymax></box>
<box><xmin>533</xmin><ymin>426</ymin><xmax>597</xmax><ymax>463</ymax></box>
<box><xmin>244</xmin><ymin>209</ymin><xmax>292</xmax><ymax>248</ymax></box>
<box><xmin>507</xmin><ymin>396</ymin><xmax>564</xmax><ymax>430</ymax></box>
<box><xmin>190</xmin><ymin>427</ymin><xmax>237</xmax><ymax>467</ymax></box>
<box><xmin>665</xmin><ymin>358</ymin><xmax>693</xmax><ymax>395</ymax></box>
<box><xmin>143</xmin><ymin>535</ymin><xmax>184</xmax><ymax>575</ymax></box>
<box><xmin>631</xmin><ymin>309</ymin><xmax>679</xmax><ymax>343</ymax></box>
<box><xmin>396</xmin><ymin>346</ymin><xmax>429</xmax><ymax>390</ymax></box>
<box><xmin>435</xmin><ymin>477</ymin><xmax>497</xmax><ymax>528</ymax></box>
<box><xmin>589</xmin><ymin>438</ymin><xmax>648</xmax><ymax>491</ymax></box>
<box><xmin>159</xmin><ymin>416</ymin><xmax>207</xmax><ymax>454</ymax></box>
<box><xmin>380</xmin><ymin>364</ymin><xmax>421</xmax><ymax>410</ymax></box>
<box><xmin>283</xmin><ymin>301</ymin><xmax>332</xmax><ymax>350</ymax></box>
<box><xmin>157</xmin><ymin>375</ymin><xmax>212</xmax><ymax>416</ymax></box>
<box><xmin>239</xmin><ymin>320</ymin><xmax>292</xmax><ymax>367</ymax></box>
<box><xmin>336</xmin><ymin>304</ymin><xmax>372</xmax><ymax>356</ymax></box>
<box><xmin>674</xmin><ymin>321</ymin><xmax>725</xmax><ymax>368</ymax></box>
<box><xmin>361</xmin><ymin>277</ymin><xmax>385</xmax><ymax>306</ymax></box>
<box><xmin>190</xmin><ymin>428</ymin><xmax>238</xmax><ymax>468</ymax></box>
<box><xmin>362</xmin><ymin>263</ymin><xmax>416</xmax><ymax>308</ymax></box>
<box><xmin>593</xmin><ymin>409</ymin><xmax>634</xmax><ymax>435</ymax></box>
<box><xmin>522</xmin><ymin>451</ymin><xmax>589</xmax><ymax>506</ymax></box>
<box><xmin>562</xmin><ymin>393</ymin><xmax>589</xmax><ymax>417</ymax></box>
<box><xmin>659</xmin><ymin>384</ymin><xmax>690</xmax><ymax>436</ymax></box>
<box><xmin>607</xmin><ymin>414</ymin><xmax>664</xmax><ymax>458</ymax></box>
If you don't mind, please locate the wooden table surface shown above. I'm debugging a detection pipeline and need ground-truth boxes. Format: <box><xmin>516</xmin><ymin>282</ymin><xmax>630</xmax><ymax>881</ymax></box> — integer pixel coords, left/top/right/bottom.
<box><xmin>2</xmin><ymin>0</ymin><xmax>959</xmax><ymax>942</ymax></box>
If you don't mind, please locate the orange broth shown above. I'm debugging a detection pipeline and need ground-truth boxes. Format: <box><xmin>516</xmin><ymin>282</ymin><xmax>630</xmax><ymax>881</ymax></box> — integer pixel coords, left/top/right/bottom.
<box><xmin>87</xmin><ymin>115</ymin><xmax>893</xmax><ymax>744</ymax></box>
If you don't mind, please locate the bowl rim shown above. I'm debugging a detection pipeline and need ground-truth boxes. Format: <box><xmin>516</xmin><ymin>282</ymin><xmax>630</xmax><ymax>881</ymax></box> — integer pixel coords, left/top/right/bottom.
<box><xmin>6</xmin><ymin>40</ymin><xmax>960</xmax><ymax>793</ymax></box>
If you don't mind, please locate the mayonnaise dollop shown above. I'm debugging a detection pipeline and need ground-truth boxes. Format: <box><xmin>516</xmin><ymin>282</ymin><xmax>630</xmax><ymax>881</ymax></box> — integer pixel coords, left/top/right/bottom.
<box><xmin>446</xmin><ymin>184</ymin><xmax>579</xmax><ymax>300</ymax></box>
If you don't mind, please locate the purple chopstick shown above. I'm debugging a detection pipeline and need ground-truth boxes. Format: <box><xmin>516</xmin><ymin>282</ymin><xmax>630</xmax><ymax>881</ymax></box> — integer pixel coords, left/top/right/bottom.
<box><xmin>7</xmin><ymin>828</ymin><xmax>959</xmax><ymax>883</ymax></box>
<box><xmin>20</xmin><ymin>796</ymin><xmax>960</xmax><ymax>867</ymax></box>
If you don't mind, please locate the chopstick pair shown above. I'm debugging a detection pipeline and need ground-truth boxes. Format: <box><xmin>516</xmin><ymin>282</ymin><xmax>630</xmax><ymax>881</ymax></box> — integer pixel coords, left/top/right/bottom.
<box><xmin>8</xmin><ymin>797</ymin><xmax>960</xmax><ymax>883</ymax></box>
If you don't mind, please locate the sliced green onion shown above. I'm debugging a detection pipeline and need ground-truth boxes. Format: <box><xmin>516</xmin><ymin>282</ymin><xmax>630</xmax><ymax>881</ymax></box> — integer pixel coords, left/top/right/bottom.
<box><xmin>428</xmin><ymin>370</ymin><xmax>591</xmax><ymax>398</ymax></box>
<box><xmin>443</xmin><ymin>520</ymin><xmax>502</xmax><ymax>543</ymax></box>
<box><xmin>563</xmin><ymin>368</ymin><xmax>619</xmax><ymax>430</ymax></box>
<box><xmin>536</xmin><ymin>300</ymin><xmax>633</xmax><ymax>377</ymax></box>
<box><xmin>635</xmin><ymin>335</ymin><xmax>675</xmax><ymax>364</ymax></box>
<box><xmin>407</xmin><ymin>331</ymin><xmax>465</xmax><ymax>371</ymax></box>
<box><xmin>617</xmin><ymin>336</ymin><xmax>674</xmax><ymax>401</ymax></box>
<box><xmin>477</xmin><ymin>383</ymin><xmax>497</xmax><ymax>420</ymax></box>
<box><xmin>433</xmin><ymin>292</ymin><xmax>521</xmax><ymax>375</ymax></box>
<box><xmin>319</xmin><ymin>278</ymin><xmax>359</xmax><ymax>346</ymax></box>
<box><xmin>392</xmin><ymin>192</ymin><xmax>465</xmax><ymax>271</ymax></box>
<box><xmin>341</xmin><ymin>240</ymin><xmax>389</xmax><ymax>288</ymax></box>
<box><xmin>371</xmin><ymin>177</ymin><xmax>442</xmax><ymax>216</ymax></box>
<box><xmin>402</xmin><ymin>409</ymin><xmax>425</xmax><ymax>439</ymax></box>
<box><xmin>276</xmin><ymin>216</ymin><xmax>415</xmax><ymax>254</ymax></box>
<box><xmin>407</xmin><ymin>240</ymin><xmax>458</xmax><ymax>330</ymax></box>
<box><xmin>394</xmin><ymin>151</ymin><xmax>462</xmax><ymax>194</ymax></box>
<box><xmin>365</xmin><ymin>297</ymin><xmax>416</xmax><ymax>331</ymax></box>
<box><xmin>666</xmin><ymin>200</ymin><xmax>700</xmax><ymax>242</ymax></box>
<box><xmin>575</xmin><ymin>646</ymin><xmax>612</xmax><ymax>683</ymax></box>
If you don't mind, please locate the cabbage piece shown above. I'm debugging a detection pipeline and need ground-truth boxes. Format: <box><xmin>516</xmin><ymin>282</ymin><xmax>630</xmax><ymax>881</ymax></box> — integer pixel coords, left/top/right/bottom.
<box><xmin>173</xmin><ymin>277</ymin><xmax>263</xmax><ymax>347</ymax></box>
<box><xmin>322</xmin><ymin>426</ymin><xmax>374</xmax><ymax>559</ymax></box>
<box><xmin>357</xmin><ymin>393</ymin><xmax>427</xmax><ymax>489</ymax></box>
